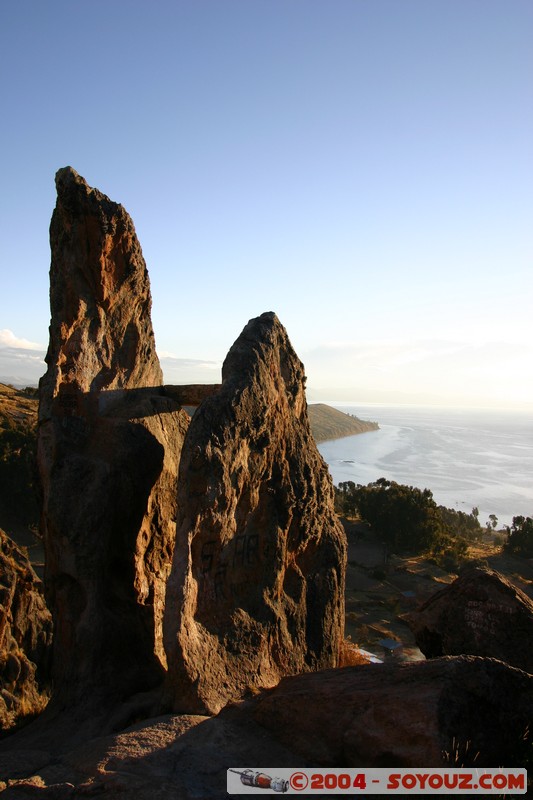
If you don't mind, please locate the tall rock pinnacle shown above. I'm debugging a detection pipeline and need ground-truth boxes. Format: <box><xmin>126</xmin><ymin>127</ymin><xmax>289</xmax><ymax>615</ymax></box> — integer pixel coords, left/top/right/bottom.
<box><xmin>164</xmin><ymin>312</ymin><xmax>346</xmax><ymax>714</ymax></box>
<box><xmin>40</xmin><ymin>166</ymin><xmax>162</xmax><ymax>421</ymax></box>
<box><xmin>38</xmin><ymin>168</ymin><xmax>188</xmax><ymax>718</ymax></box>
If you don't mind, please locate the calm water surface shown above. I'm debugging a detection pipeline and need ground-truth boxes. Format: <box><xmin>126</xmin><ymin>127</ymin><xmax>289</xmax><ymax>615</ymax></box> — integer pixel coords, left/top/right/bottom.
<box><xmin>317</xmin><ymin>404</ymin><xmax>533</xmax><ymax>528</ymax></box>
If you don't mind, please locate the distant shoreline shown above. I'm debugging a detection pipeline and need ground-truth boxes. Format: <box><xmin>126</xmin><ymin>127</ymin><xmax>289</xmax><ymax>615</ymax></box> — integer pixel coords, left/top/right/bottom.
<box><xmin>308</xmin><ymin>403</ymin><xmax>379</xmax><ymax>443</ymax></box>
<box><xmin>317</xmin><ymin>404</ymin><xmax>533</xmax><ymax>528</ymax></box>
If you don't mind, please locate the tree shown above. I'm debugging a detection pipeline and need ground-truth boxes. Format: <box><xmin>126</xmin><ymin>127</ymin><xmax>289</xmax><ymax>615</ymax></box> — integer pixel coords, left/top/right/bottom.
<box><xmin>487</xmin><ymin>514</ymin><xmax>498</xmax><ymax>532</ymax></box>
<box><xmin>505</xmin><ymin>516</ymin><xmax>533</xmax><ymax>558</ymax></box>
<box><xmin>438</xmin><ymin>505</ymin><xmax>481</xmax><ymax>542</ymax></box>
<box><xmin>351</xmin><ymin>478</ymin><xmax>443</xmax><ymax>554</ymax></box>
<box><xmin>336</xmin><ymin>481</ymin><xmax>357</xmax><ymax>517</ymax></box>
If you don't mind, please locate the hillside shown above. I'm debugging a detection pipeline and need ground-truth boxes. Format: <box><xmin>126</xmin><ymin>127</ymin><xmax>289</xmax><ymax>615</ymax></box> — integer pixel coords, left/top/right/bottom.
<box><xmin>0</xmin><ymin>382</ymin><xmax>38</xmax><ymax>427</ymax></box>
<box><xmin>308</xmin><ymin>402</ymin><xmax>379</xmax><ymax>443</ymax></box>
<box><xmin>0</xmin><ymin>383</ymin><xmax>40</xmax><ymax>544</ymax></box>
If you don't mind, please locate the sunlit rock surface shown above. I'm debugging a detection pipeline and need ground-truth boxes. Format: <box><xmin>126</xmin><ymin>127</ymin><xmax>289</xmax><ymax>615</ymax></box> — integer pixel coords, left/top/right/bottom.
<box><xmin>164</xmin><ymin>312</ymin><xmax>346</xmax><ymax>714</ymax></box>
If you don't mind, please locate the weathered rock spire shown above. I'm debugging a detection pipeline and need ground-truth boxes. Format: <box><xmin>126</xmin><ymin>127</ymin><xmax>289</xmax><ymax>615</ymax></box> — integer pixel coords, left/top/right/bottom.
<box><xmin>164</xmin><ymin>312</ymin><xmax>346</xmax><ymax>714</ymax></box>
<box><xmin>40</xmin><ymin>166</ymin><xmax>162</xmax><ymax>422</ymax></box>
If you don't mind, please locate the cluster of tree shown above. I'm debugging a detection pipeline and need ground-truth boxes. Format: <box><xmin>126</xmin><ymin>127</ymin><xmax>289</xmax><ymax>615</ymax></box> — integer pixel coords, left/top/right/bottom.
<box><xmin>435</xmin><ymin>504</ymin><xmax>483</xmax><ymax>541</ymax></box>
<box><xmin>505</xmin><ymin>516</ymin><xmax>533</xmax><ymax>558</ymax></box>
<box><xmin>335</xmin><ymin>478</ymin><xmax>482</xmax><ymax>564</ymax></box>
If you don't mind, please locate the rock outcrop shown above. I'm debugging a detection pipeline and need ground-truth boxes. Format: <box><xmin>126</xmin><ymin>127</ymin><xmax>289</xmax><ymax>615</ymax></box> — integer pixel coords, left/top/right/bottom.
<box><xmin>0</xmin><ymin>528</ymin><xmax>52</xmax><ymax>730</ymax></box>
<box><xmin>164</xmin><ymin>312</ymin><xmax>346</xmax><ymax>714</ymax></box>
<box><xmin>37</xmin><ymin>168</ymin><xmax>189</xmax><ymax>712</ymax></box>
<box><xmin>405</xmin><ymin>566</ymin><xmax>533</xmax><ymax>673</ymax></box>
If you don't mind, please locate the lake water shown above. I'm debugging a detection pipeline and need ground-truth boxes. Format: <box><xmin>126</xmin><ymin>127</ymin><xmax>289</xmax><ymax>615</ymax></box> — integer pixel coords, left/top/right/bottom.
<box><xmin>316</xmin><ymin>404</ymin><xmax>533</xmax><ymax>528</ymax></box>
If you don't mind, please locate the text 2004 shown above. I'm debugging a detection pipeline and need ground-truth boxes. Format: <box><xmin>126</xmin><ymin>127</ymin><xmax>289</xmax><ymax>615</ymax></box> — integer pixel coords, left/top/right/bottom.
<box><xmin>310</xmin><ymin>773</ymin><xmax>367</xmax><ymax>790</ymax></box>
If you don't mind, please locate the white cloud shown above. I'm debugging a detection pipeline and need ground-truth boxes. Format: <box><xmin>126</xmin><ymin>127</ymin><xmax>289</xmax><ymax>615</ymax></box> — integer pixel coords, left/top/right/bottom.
<box><xmin>0</xmin><ymin>330</ymin><xmax>46</xmax><ymax>386</ymax></box>
<box><xmin>0</xmin><ymin>329</ymin><xmax>44</xmax><ymax>350</ymax></box>
<box><xmin>0</xmin><ymin>333</ymin><xmax>223</xmax><ymax>388</ymax></box>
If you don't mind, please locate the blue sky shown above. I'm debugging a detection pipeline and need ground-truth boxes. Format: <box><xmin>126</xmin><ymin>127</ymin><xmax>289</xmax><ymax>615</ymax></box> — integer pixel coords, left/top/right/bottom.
<box><xmin>1</xmin><ymin>0</ymin><xmax>532</xmax><ymax>408</ymax></box>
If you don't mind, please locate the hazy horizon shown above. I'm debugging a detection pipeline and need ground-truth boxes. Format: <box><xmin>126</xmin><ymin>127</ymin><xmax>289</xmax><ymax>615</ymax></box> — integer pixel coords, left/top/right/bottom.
<box><xmin>2</xmin><ymin>353</ymin><xmax>531</xmax><ymax>414</ymax></box>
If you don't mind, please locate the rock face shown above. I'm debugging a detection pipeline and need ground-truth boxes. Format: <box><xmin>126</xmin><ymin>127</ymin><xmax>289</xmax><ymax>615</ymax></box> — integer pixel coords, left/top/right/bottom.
<box><xmin>164</xmin><ymin>312</ymin><xmax>346</xmax><ymax>715</ymax></box>
<box><xmin>405</xmin><ymin>566</ymin><xmax>533</xmax><ymax>673</ymax></box>
<box><xmin>0</xmin><ymin>528</ymin><xmax>52</xmax><ymax>730</ymax></box>
<box><xmin>38</xmin><ymin>168</ymin><xmax>189</xmax><ymax>710</ymax></box>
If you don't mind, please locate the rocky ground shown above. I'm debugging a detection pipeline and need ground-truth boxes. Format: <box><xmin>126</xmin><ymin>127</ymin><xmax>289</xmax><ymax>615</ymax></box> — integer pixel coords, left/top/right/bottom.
<box><xmin>1</xmin><ymin>653</ymin><xmax>531</xmax><ymax>798</ymax></box>
<box><xmin>2</xmin><ymin>519</ymin><xmax>532</xmax><ymax>798</ymax></box>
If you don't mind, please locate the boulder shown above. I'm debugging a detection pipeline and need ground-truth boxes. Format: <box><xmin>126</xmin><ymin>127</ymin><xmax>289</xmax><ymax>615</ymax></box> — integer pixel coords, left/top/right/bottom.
<box><xmin>249</xmin><ymin>655</ymin><xmax>533</xmax><ymax>768</ymax></box>
<box><xmin>405</xmin><ymin>566</ymin><xmax>533</xmax><ymax>673</ymax></box>
<box><xmin>37</xmin><ymin>168</ymin><xmax>189</xmax><ymax>711</ymax></box>
<box><xmin>0</xmin><ymin>528</ymin><xmax>52</xmax><ymax>730</ymax></box>
<box><xmin>164</xmin><ymin>312</ymin><xmax>346</xmax><ymax>714</ymax></box>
